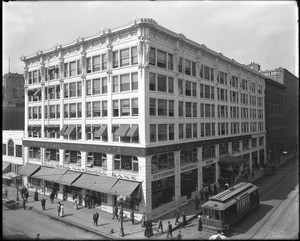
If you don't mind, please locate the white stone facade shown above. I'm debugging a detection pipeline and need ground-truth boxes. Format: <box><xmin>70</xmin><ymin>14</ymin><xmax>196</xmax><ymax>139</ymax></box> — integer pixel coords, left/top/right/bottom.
<box><xmin>21</xmin><ymin>18</ymin><xmax>266</xmax><ymax>220</ymax></box>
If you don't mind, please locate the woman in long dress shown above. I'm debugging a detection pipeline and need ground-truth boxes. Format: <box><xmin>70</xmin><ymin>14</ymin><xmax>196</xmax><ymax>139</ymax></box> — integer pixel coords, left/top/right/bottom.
<box><xmin>74</xmin><ymin>198</ymin><xmax>78</xmax><ymax>210</ymax></box>
<box><xmin>60</xmin><ymin>204</ymin><xmax>65</xmax><ymax>217</ymax></box>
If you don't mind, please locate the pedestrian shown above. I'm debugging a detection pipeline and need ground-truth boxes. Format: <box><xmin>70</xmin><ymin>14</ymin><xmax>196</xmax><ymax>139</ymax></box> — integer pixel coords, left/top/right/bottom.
<box><xmin>144</xmin><ymin>221</ymin><xmax>150</xmax><ymax>237</ymax></box>
<box><xmin>174</xmin><ymin>208</ymin><xmax>180</xmax><ymax>225</ymax></box>
<box><xmin>130</xmin><ymin>209</ymin><xmax>135</xmax><ymax>225</ymax></box>
<box><xmin>84</xmin><ymin>195</ymin><xmax>88</xmax><ymax>207</ymax></box>
<box><xmin>57</xmin><ymin>202</ymin><xmax>61</xmax><ymax>216</ymax></box>
<box><xmin>50</xmin><ymin>192</ymin><xmax>54</xmax><ymax>204</ymax></box>
<box><xmin>213</xmin><ymin>184</ymin><xmax>218</xmax><ymax>195</ymax></box>
<box><xmin>34</xmin><ymin>189</ymin><xmax>38</xmax><ymax>201</ymax></box>
<box><xmin>60</xmin><ymin>203</ymin><xmax>64</xmax><ymax>217</ymax></box>
<box><xmin>177</xmin><ymin>230</ymin><xmax>182</xmax><ymax>240</ymax></box>
<box><xmin>182</xmin><ymin>211</ymin><xmax>187</xmax><ymax>227</ymax></box>
<box><xmin>194</xmin><ymin>195</ymin><xmax>200</xmax><ymax>210</ymax></box>
<box><xmin>149</xmin><ymin>219</ymin><xmax>153</xmax><ymax>236</ymax></box>
<box><xmin>22</xmin><ymin>198</ymin><xmax>26</xmax><ymax>210</ymax></box>
<box><xmin>73</xmin><ymin>198</ymin><xmax>78</xmax><ymax>210</ymax></box>
<box><xmin>205</xmin><ymin>189</ymin><xmax>209</xmax><ymax>201</ymax></box>
<box><xmin>93</xmin><ymin>211</ymin><xmax>99</xmax><ymax>226</ymax></box>
<box><xmin>24</xmin><ymin>191</ymin><xmax>29</xmax><ymax>203</ymax></box>
<box><xmin>141</xmin><ymin>212</ymin><xmax>146</xmax><ymax>227</ymax></box>
<box><xmin>208</xmin><ymin>185</ymin><xmax>212</xmax><ymax>196</ymax></box>
<box><xmin>41</xmin><ymin>198</ymin><xmax>46</xmax><ymax>211</ymax></box>
<box><xmin>112</xmin><ymin>205</ymin><xmax>119</xmax><ymax>220</ymax></box>
<box><xmin>4</xmin><ymin>187</ymin><xmax>8</xmax><ymax>199</ymax></box>
<box><xmin>157</xmin><ymin>217</ymin><xmax>163</xmax><ymax>233</ymax></box>
<box><xmin>167</xmin><ymin>221</ymin><xmax>173</xmax><ymax>239</ymax></box>
<box><xmin>198</xmin><ymin>215</ymin><xmax>203</xmax><ymax>231</ymax></box>
<box><xmin>225</xmin><ymin>183</ymin><xmax>229</xmax><ymax>190</ymax></box>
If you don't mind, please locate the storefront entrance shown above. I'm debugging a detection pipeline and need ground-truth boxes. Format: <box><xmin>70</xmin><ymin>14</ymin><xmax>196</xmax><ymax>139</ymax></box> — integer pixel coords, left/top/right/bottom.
<box><xmin>180</xmin><ymin>169</ymin><xmax>198</xmax><ymax>199</ymax></box>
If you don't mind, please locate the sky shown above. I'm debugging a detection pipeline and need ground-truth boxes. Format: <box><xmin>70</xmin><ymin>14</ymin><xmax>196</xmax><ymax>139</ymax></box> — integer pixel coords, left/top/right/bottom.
<box><xmin>3</xmin><ymin>1</ymin><xmax>299</xmax><ymax>77</ymax></box>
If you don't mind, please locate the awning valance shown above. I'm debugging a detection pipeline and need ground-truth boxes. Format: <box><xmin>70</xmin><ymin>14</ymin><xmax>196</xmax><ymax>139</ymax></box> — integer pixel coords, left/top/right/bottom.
<box><xmin>72</xmin><ymin>173</ymin><xmax>118</xmax><ymax>194</ymax></box>
<box><xmin>31</xmin><ymin>167</ymin><xmax>67</xmax><ymax>182</ymax></box>
<box><xmin>18</xmin><ymin>163</ymin><xmax>41</xmax><ymax>177</ymax></box>
<box><xmin>56</xmin><ymin>171</ymin><xmax>82</xmax><ymax>186</ymax></box>
<box><xmin>218</xmin><ymin>155</ymin><xmax>247</xmax><ymax>165</ymax></box>
<box><xmin>3</xmin><ymin>172</ymin><xmax>20</xmax><ymax>180</ymax></box>
<box><xmin>115</xmin><ymin>125</ymin><xmax>130</xmax><ymax>137</ymax></box>
<box><xmin>126</xmin><ymin>125</ymin><xmax>138</xmax><ymax>137</ymax></box>
<box><xmin>109</xmin><ymin>179</ymin><xmax>141</xmax><ymax>198</ymax></box>
<box><xmin>63</xmin><ymin>125</ymin><xmax>76</xmax><ymax>136</ymax></box>
<box><xmin>94</xmin><ymin>125</ymin><xmax>107</xmax><ymax>138</ymax></box>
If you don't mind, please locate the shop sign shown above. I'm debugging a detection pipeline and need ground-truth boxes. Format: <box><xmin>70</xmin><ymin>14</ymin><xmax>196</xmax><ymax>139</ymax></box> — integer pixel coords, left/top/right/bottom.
<box><xmin>153</xmin><ymin>170</ymin><xmax>175</xmax><ymax>180</ymax></box>
<box><xmin>181</xmin><ymin>164</ymin><xmax>197</xmax><ymax>172</ymax></box>
<box><xmin>205</xmin><ymin>159</ymin><xmax>214</xmax><ymax>165</ymax></box>
<box><xmin>263</xmin><ymin>70</ymin><xmax>282</xmax><ymax>77</ymax></box>
<box><xmin>112</xmin><ymin>172</ymin><xmax>137</xmax><ymax>181</ymax></box>
<box><xmin>43</xmin><ymin>162</ymin><xmax>107</xmax><ymax>176</ymax></box>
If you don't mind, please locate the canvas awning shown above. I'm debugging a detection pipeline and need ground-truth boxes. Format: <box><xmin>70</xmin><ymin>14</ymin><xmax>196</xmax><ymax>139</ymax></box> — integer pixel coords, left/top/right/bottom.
<box><xmin>18</xmin><ymin>163</ymin><xmax>41</xmax><ymax>177</ymax></box>
<box><xmin>115</xmin><ymin>125</ymin><xmax>130</xmax><ymax>137</ymax></box>
<box><xmin>3</xmin><ymin>172</ymin><xmax>20</xmax><ymax>180</ymax></box>
<box><xmin>63</xmin><ymin>125</ymin><xmax>76</xmax><ymax>136</ymax></box>
<box><xmin>31</xmin><ymin>167</ymin><xmax>67</xmax><ymax>182</ymax></box>
<box><xmin>109</xmin><ymin>179</ymin><xmax>141</xmax><ymax>198</ymax></box>
<box><xmin>3</xmin><ymin>161</ymin><xmax>11</xmax><ymax>174</ymax></box>
<box><xmin>58</xmin><ymin>125</ymin><xmax>68</xmax><ymax>135</ymax></box>
<box><xmin>56</xmin><ymin>171</ymin><xmax>82</xmax><ymax>186</ymax></box>
<box><xmin>218</xmin><ymin>155</ymin><xmax>247</xmax><ymax>165</ymax></box>
<box><xmin>94</xmin><ymin>125</ymin><xmax>107</xmax><ymax>138</ymax></box>
<box><xmin>126</xmin><ymin>125</ymin><xmax>138</xmax><ymax>137</ymax></box>
<box><xmin>72</xmin><ymin>173</ymin><xmax>118</xmax><ymax>194</ymax></box>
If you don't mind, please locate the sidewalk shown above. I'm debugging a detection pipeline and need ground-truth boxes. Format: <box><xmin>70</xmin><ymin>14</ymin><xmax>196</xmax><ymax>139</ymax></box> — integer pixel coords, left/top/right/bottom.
<box><xmin>2</xmin><ymin>168</ymin><xmax>267</xmax><ymax>240</ymax></box>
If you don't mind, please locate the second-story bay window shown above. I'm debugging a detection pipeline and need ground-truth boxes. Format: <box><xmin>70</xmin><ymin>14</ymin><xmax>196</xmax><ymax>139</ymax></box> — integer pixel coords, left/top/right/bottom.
<box><xmin>114</xmin><ymin>155</ymin><xmax>139</xmax><ymax>172</ymax></box>
<box><xmin>157</xmin><ymin>50</ymin><xmax>166</xmax><ymax>68</ymax></box>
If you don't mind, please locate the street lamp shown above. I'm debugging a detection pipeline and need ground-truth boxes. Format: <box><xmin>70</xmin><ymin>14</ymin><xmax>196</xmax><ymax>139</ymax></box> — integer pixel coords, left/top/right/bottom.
<box><xmin>117</xmin><ymin>194</ymin><xmax>126</xmax><ymax>237</ymax></box>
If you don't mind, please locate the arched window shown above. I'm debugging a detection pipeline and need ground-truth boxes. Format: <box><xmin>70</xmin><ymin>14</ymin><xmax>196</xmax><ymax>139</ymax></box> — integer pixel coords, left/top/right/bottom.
<box><xmin>7</xmin><ymin>139</ymin><xmax>14</xmax><ymax>156</ymax></box>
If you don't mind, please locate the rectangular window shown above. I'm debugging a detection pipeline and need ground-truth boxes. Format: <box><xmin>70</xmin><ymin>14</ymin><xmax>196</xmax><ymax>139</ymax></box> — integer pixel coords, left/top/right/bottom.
<box><xmin>157</xmin><ymin>75</ymin><xmax>167</xmax><ymax>92</ymax></box>
<box><xmin>132</xmin><ymin>98</ymin><xmax>138</xmax><ymax>116</ymax></box>
<box><xmin>186</xmin><ymin>124</ymin><xmax>192</xmax><ymax>139</ymax></box>
<box><xmin>64</xmin><ymin>104</ymin><xmax>68</xmax><ymax>118</ymax></box>
<box><xmin>101</xmin><ymin>54</ymin><xmax>107</xmax><ymax>70</ymax></box>
<box><xmin>131</xmin><ymin>47</ymin><xmax>138</xmax><ymax>65</ymax></box>
<box><xmin>158</xmin><ymin>124</ymin><xmax>168</xmax><ymax>141</ymax></box>
<box><xmin>157</xmin><ymin>50</ymin><xmax>166</xmax><ymax>68</ymax></box>
<box><xmin>169</xmin><ymin>100</ymin><xmax>174</xmax><ymax>117</ymax></box>
<box><xmin>120</xmin><ymin>74</ymin><xmax>130</xmax><ymax>92</ymax></box>
<box><xmin>179</xmin><ymin>101</ymin><xmax>184</xmax><ymax>117</ymax></box>
<box><xmin>93</xmin><ymin>101</ymin><xmax>101</xmax><ymax>117</ymax></box>
<box><xmin>168</xmin><ymin>77</ymin><xmax>174</xmax><ymax>93</ymax></box>
<box><xmin>121</xmin><ymin>99</ymin><xmax>130</xmax><ymax>116</ymax></box>
<box><xmin>113</xmin><ymin>76</ymin><xmax>119</xmax><ymax>93</ymax></box>
<box><xmin>77</xmin><ymin>103</ymin><xmax>82</xmax><ymax>118</ymax></box>
<box><xmin>178</xmin><ymin>57</ymin><xmax>183</xmax><ymax>73</ymax></box>
<box><xmin>86</xmin><ymin>80</ymin><xmax>92</xmax><ymax>96</ymax></box>
<box><xmin>69</xmin><ymin>82</ymin><xmax>76</xmax><ymax>97</ymax></box>
<box><xmin>64</xmin><ymin>83</ymin><xmax>69</xmax><ymax>98</ymax></box>
<box><xmin>158</xmin><ymin>99</ymin><xmax>167</xmax><ymax>116</ymax></box>
<box><xmin>168</xmin><ymin>53</ymin><xmax>173</xmax><ymax>70</ymax></box>
<box><xmin>149</xmin><ymin>48</ymin><xmax>156</xmax><ymax>65</ymax></box>
<box><xmin>193</xmin><ymin>123</ymin><xmax>197</xmax><ymax>138</ymax></box>
<box><xmin>102</xmin><ymin>77</ymin><xmax>107</xmax><ymax>94</ymax></box>
<box><xmin>150</xmin><ymin>124</ymin><xmax>156</xmax><ymax>142</ymax></box>
<box><xmin>179</xmin><ymin>124</ymin><xmax>184</xmax><ymax>139</ymax></box>
<box><xmin>113</xmin><ymin>100</ymin><xmax>119</xmax><ymax>117</ymax></box>
<box><xmin>77</xmin><ymin>81</ymin><xmax>82</xmax><ymax>97</ymax></box>
<box><xmin>102</xmin><ymin>101</ymin><xmax>107</xmax><ymax>117</ymax></box>
<box><xmin>120</xmin><ymin>49</ymin><xmax>130</xmax><ymax>67</ymax></box>
<box><xmin>186</xmin><ymin>102</ymin><xmax>192</xmax><ymax>117</ymax></box>
<box><xmin>77</xmin><ymin>60</ymin><xmax>81</xmax><ymax>75</ymax></box>
<box><xmin>149</xmin><ymin>73</ymin><xmax>156</xmax><ymax>91</ymax></box>
<box><xmin>113</xmin><ymin>51</ymin><xmax>119</xmax><ymax>68</ymax></box>
<box><xmin>150</xmin><ymin>98</ymin><xmax>156</xmax><ymax>116</ymax></box>
<box><xmin>69</xmin><ymin>61</ymin><xmax>76</xmax><ymax>76</ymax></box>
<box><xmin>69</xmin><ymin>103</ymin><xmax>76</xmax><ymax>118</ymax></box>
<box><xmin>86</xmin><ymin>58</ymin><xmax>91</xmax><ymax>73</ymax></box>
<box><xmin>192</xmin><ymin>62</ymin><xmax>196</xmax><ymax>77</ymax></box>
<box><xmin>64</xmin><ymin>63</ymin><xmax>69</xmax><ymax>77</ymax></box>
<box><xmin>178</xmin><ymin>79</ymin><xmax>183</xmax><ymax>95</ymax></box>
<box><xmin>131</xmin><ymin>73</ymin><xmax>138</xmax><ymax>91</ymax></box>
<box><xmin>92</xmin><ymin>56</ymin><xmax>100</xmax><ymax>72</ymax></box>
<box><xmin>185</xmin><ymin>81</ymin><xmax>191</xmax><ymax>96</ymax></box>
<box><xmin>185</xmin><ymin>59</ymin><xmax>191</xmax><ymax>75</ymax></box>
<box><xmin>169</xmin><ymin>124</ymin><xmax>174</xmax><ymax>140</ymax></box>
<box><xmin>86</xmin><ymin>102</ymin><xmax>91</xmax><ymax>118</ymax></box>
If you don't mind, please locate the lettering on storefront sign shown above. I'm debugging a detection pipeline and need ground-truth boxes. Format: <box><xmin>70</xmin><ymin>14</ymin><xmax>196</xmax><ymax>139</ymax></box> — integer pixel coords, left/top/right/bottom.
<box><xmin>43</xmin><ymin>163</ymin><xmax>107</xmax><ymax>176</ymax></box>
<box><xmin>112</xmin><ymin>172</ymin><xmax>137</xmax><ymax>181</ymax></box>
<box><xmin>181</xmin><ymin>164</ymin><xmax>197</xmax><ymax>172</ymax></box>
<box><xmin>153</xmin><ymin>170</ymin><xmax>175</xmax><ymax>180</ymax></box>
<box><xmin>205</xmin><ymin>159</ymin><xmax>214</xmax><ymax>165</ymax></box>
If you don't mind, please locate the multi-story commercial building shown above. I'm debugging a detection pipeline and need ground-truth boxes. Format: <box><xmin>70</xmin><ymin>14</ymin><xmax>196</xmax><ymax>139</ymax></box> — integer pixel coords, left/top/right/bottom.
<box><xmin>261</xmin><ymin>68</ymin><xmax>299</xmax><ymax>162</ymax></box>
<box><xmin>2</xmin><ymin>72</ymin><xmax>25</xmax><ymax>130</ymax></box>
<box><xmin>20</xmin><ymin>18</ymin><xmax>266</xmax><ymax>220</ymax></box>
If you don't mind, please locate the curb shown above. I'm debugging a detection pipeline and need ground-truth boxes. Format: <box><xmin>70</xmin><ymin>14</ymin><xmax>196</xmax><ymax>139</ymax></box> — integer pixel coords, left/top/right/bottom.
<box><xmin>29</xmin><ymin>206</ymin><xmax>117</xmax><ymax>240</ymax></box>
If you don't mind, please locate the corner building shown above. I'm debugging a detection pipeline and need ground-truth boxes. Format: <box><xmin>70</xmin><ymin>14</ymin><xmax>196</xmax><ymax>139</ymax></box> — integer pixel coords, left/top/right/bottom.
<box><xmin>21</xmin><ymin>18</ymin><xmax>266</xmax><ymax>220</ymax></box>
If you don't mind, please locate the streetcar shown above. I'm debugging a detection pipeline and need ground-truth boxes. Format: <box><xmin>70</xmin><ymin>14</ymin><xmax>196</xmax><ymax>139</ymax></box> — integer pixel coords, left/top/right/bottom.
<box><xmin>201</xmin><ymin>182</ymin><xmax>259</xmax><ymax>232</ymax></box>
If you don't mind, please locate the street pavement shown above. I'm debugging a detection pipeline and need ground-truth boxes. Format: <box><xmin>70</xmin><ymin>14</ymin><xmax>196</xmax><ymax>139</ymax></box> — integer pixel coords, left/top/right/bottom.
<box><xmin>3</xmin><ymin>168</ymin><xmax>266</xmax><ymax>240</ymax></box>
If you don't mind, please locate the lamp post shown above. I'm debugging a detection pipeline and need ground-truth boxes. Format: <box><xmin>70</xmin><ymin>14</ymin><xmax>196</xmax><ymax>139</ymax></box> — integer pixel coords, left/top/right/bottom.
<box><xmin>117</xmin><ymin>194</ymin><xmax>126</xmax><ymax>237</ymax></box>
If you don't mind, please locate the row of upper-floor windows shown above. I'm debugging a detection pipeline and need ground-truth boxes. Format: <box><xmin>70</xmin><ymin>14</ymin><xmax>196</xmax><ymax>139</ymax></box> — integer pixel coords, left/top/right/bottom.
<box><xmin>2</xmin><ymin>140</ymin><xmax>22</xmax><ymax>157</ymax></box>
<box><xmin>265</xmin><ymin>90</ymin><xmax>284</xmax><ymax>104</ymax></box>
<box><xmin>266</xmin><ymin>103</ymin><xmax>285</xmax><ymax>115</ymax></box>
